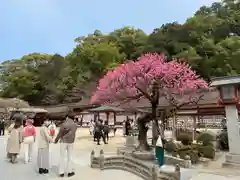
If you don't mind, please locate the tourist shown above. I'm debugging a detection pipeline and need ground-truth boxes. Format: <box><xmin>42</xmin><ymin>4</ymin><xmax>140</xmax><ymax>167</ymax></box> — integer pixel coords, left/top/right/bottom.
<box><xmin>6</xmin><ymin>117</ymin><xmax>24</xmax><ymax>163</ymax></box>
<box><xmin>37</xmin><ymin>120</ymin><xmax>53</xmax><ymax>174</ymax></box>
<box><xmin>130</xmin><ymin>119</ymin><xmax>135</xmax><ymax>136</ymax></box>
<box><xmin>155</xmin><ymin>135</ymin><xmax>164</xmax><ymax>167</ymax></box>
<box><xmin>113</xmin><ymin>124</ymin><xmax>117</xmax><ymax>137</ymax></box>
<box><xmin>103</xmin><ymin>121</ymin><xmax>109</xmax><ymax>143</ymax></box>
<box><xmin>0</xmin><ymin>119</ymin><xmax>5</xmax><ymax>136</ymax></box>
<box><xmin>125</xmin><ymin>118</ymin><xmax>131</xmax><ymax>136</ymax></box>
<box><xmin>89</xmin><ymin>119</ymin><xmax>95</xmax><ymax>135</ymax></box>
<box><xmin>54</xmin><ymin>113</ymin><xmax>77</xmax><ymax>177</ymax></box>
<box><xmin>221</xmin><ymin>118</ymin><xmax>227</xmax><ymax>130</ymax></box>
<box><xmin>6</xmin><ymin>120</ymin><xmax>17</xmax><ymax>159</ymax></box>
<box><xmin>48</xmin><ymin>120</ymin><xmax>56</xmax><ymax>137</ymax></box>
<box><xmin>93</xmin><ymin>120</ymin><xmax>98</xmax><ymax>141</ymax></box>
<box><xmin>23</xmin><ymin>118</ymin><xmax>36</xmax><ymax>163</ymax></box>
<box><xmin>95</xmin><ymin>119</ymin><xmax>106</xmax><ymax>145</ymax></box>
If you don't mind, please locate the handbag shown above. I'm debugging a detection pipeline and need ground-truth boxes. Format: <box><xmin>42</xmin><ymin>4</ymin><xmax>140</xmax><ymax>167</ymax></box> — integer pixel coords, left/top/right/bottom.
<box><xmin>156</xmin><ymin>136</ymin><xmax>163</xmax><ymax>147</ymax></box>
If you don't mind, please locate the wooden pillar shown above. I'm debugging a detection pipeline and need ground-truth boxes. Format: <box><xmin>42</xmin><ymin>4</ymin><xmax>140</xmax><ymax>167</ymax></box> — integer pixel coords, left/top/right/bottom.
<box><xmin>114</xmin><ymin>113</ymin><xmax>116</xmax><ymax>125</ymax></box>
<box><xmin>80</xmin><ymin>115</ymin><xmax>83</xmax><ymax>126</ymax></box>
<box><xmin>106</xmin><ymin>112</ymin><xmax>109</xmax><ymax>123</ymax></box>
<box><xmin>134</xmin><ymin>112</ymin><xmax>137</xmax><ymax>120</ymax></box>
<box><xmin>94</xmin><ymin>113</ymin><xmax>98</xmax><ymax>122</ymax></box>
<box><xmin>192</xmin><ymin>115</ymin><xmax>197</xmax><ymax>141</ymax></box>
<box><xmin>197</xmin><ymin>106</ymin><xmax>200</xmax><ymax>128</ymax></box>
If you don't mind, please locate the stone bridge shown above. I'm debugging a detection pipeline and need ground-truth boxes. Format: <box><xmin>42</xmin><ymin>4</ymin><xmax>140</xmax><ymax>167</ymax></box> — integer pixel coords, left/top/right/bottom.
<box><xmin>90</xmin><ymin>149</ymin><xmax>181</xmax><ymax>180</ymax></box>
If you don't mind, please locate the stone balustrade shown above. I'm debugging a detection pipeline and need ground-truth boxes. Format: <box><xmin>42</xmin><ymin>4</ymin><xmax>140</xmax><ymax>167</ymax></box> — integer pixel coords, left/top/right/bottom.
<box><xmin>165</xmin><ymin>155</ymin><xmax>192</xmax><ymax>168</ymax></box>
<box><xmin>90</xmin><ymin>149</ymin><xmax>181</xmax><ymax>180</ymax></box>
<box><xmin>117</xmin><ymin>147</ymin><xmax>192</xmax><ymax>168</ymax></box>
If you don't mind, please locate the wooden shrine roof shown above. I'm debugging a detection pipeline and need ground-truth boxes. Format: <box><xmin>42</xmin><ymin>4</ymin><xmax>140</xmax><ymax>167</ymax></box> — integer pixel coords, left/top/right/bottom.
<box><xmin>87</xmin><ymin>106</ymin><xmax>124</xmax><ymax>112</ymax></box>
<box><xmin>116</xmin><ymin>88</ymin><xmax>219</xmax><ymax>110</ymax></box>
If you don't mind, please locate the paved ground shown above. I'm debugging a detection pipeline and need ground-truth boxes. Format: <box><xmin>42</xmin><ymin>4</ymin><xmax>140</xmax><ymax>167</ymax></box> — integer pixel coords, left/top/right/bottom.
<box><xmin>1</xmin><ymin>128</ymin><xmax>240</xmax><ymax>180</ymax></box>
<box><xmin>190</xmin><ymin>174</ymin><xmax>240</xmax><ymax>180</ymax></box>
<box><xmin>0</xmin><ymin>128</ymin><xmax>141</xmax><ymax>180</ymax></box>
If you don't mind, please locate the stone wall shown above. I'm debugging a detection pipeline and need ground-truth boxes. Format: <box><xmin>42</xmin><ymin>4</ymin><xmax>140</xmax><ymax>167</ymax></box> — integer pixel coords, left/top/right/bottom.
<box><xmin>90</xmin><ymin>149</ymin><xmax>181</xmax><ymax>180</ymax></box>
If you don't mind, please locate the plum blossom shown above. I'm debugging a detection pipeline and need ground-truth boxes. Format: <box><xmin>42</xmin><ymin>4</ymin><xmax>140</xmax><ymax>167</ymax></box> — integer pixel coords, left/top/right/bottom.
<box><xmin>91</xmin><ymin>53</ymin><xmax>208</xmax><ymax>105</ymax></box>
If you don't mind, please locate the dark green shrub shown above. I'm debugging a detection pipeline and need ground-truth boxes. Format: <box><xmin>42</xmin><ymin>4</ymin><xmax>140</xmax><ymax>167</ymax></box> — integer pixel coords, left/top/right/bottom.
<box><xmin>175</xmin><ymin>145</ymin><xmax>190</xmax><ymax>159</ymax></box>
<box><xmin>172</xmin><ymin>151</ymin><xmax>178</xmax><ymax>157</ymax></box>
<box><xmin>195</xmin><ymin>130</ymin><xmax>201</xmax><ymax>140</ymax></box>
<box><xmin>178</xmin><ymin>150</ymin><xmax>188</xmax><ymax>159</ymax></box>
<box><xmin>178</xmin><ymin>146</ymin><xmax>200</xmax><ymax>164</ymax></box>
<box><xmin>217</xmin><ymin>130</ymin><xmax>229</xmax><ymax>151</ymax></box>
<box><xmin>177</xmin><ymin>133</ymin><xmax>193</xmax><ymax>145</ymax></box>
<box><xmin>197</xmin><ymin>131</ymin><xmax>216</xmax><ymax>146</ymax></box>
<box><xmin>189</xmin><ymin>150</ymin><xmax>200</xmax><ymax>164</ymax></box>
<box><xmin>164</xmin><ymin>140</ymin><xmax>182</xmax><ymax>153</ymax></box>
<box><xmin>198</xmin><ymin>145</ymin><xmax>215</xmax><ymax>159</ymax></box>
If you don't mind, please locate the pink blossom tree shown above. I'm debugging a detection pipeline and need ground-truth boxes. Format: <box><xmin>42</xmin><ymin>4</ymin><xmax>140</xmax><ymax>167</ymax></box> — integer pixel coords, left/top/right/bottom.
<box><xmin>91</xmin><ymin>53</ymin><xmax>208</xmax><ymax>150</ymax></box>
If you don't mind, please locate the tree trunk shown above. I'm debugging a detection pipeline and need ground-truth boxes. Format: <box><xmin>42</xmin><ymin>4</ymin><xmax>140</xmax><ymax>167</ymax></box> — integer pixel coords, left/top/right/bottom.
<box><xmin>172</xmin><ymin>115</ymin><xmax>177</xmax><ymax>140</ymax></box>
<box><xmin>152</xmin><ymin>103</ymin><xmax>159</xmax><ymax>146</ymax></box>
<box><xmin>136</xmin><ymin>115</ymin><xmax>150</xmax><ymax>151</ymax></box>
<box><xmin>160</xmin><ymin>110</ymin><xmax>166</xmax><ymax>138</ymax></box>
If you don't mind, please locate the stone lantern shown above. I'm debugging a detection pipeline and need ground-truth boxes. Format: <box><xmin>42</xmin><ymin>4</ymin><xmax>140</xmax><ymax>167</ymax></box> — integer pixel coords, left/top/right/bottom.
<box><xmin>13</xmin><ymin>98</ymin><xmax>20</xmax><ymax>110</ymax></box>
<box><xmin>211</xmin><ymin>75</ymin><xmax>240</xmax><ymax>167</ymax></box>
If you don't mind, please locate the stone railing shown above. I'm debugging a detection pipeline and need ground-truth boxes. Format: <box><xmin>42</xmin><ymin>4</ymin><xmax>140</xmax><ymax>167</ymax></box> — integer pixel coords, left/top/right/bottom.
<box><xmin>90</xmin><ymin>150</ymin><xmax>181</xmax><ymax>180</ymax></box>
<box><xmin>165</xmin><ymin>155</ymin><xmax>191</xmax><ymax>168</ymax></box>
<box><xmin>117</xmin><ymin>147</ymin><xmax>192</xmax><ymax>168</ymax></box>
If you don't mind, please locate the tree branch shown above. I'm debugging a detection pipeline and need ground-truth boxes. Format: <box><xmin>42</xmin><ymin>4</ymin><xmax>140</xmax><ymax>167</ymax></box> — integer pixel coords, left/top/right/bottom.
<box><xmin>176</xmin><ymin>94</ymin><xmax>204</xmax><ymax>109</ymax></box>
<box><xmin>116</xmin><ymin>94</ymin><xmax>143</xmax><ymax>105</ymax></box>
<box><xmin>136</xmin><ymin>86</ymin><xmax>153</xmax><ymax>102</ymax></box>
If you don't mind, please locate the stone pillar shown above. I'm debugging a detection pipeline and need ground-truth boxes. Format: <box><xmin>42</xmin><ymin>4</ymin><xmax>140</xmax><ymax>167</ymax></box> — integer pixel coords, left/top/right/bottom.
<box><xmin>175</xmin><ymin>164</ymin><xmax>181</xmax><ymax>180</ymax></box>
<box><xmin>184</xmin><ymin>155</ymin><xmax>191</xmax><ymax>168</ymax></box>
<box><xmin>151</xmin><ymin>165</ymin><xmax>158</xmax><ymax>180</ymax></box>
<box><xmin>99</xmin><ymin>149</ymin><xmax>104</xmax><ymax>170</ymax></box>
<box><xmin>90</xmin><ymin>150</ymin><xmax>95</xmax><ymax>168</ymax></box>
<box><xmin>223</xmin><ymin>105</ymin><xmax>240</xmax><ymax>167</ymax></box>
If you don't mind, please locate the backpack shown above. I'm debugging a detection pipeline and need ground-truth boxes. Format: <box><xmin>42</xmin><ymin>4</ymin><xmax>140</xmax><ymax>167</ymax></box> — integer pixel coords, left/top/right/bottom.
<box><xmin>49</xmin><ymin>125</ymin><xmax>55</xmax><ymax>136</ymax></box>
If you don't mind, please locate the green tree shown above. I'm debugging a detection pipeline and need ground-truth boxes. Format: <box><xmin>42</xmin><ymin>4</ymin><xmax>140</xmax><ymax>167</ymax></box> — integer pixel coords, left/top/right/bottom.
<box><xmin>108</xmin><ymin>27</ymin><xmax>148</xmax><ymax>59</ymax></box>
<box><xmin>0</xmin><ymin>0</ymin><xmax>240</xmax><ymax>105</ymax></box>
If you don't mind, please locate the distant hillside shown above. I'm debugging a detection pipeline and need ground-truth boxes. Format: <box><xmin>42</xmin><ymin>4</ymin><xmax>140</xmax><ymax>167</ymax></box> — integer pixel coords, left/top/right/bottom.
<box><xmin>0</xmin><ymin>1</ymin><xmax>239</xmax><ymax>105</ymax></box>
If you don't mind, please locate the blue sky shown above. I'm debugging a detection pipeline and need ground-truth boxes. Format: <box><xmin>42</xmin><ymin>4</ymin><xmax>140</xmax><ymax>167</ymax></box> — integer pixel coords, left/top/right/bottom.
<box><xmin>0</xmin><ymin>0</ymin><xmax>218</xmax><ymax>61</ymax></box>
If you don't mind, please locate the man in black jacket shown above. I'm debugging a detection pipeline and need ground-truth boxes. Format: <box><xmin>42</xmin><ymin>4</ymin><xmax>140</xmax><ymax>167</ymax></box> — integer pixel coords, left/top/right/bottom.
<box><xmin>125</xmin><ymin>118</ymin><xmax>131</xmax><ymax>136</ymax></box>
<box><xmin>95</xmin><ymin>119</ymin><xmax>106</xmax><ymax>145</ymax></box>
<box><xmin>103</xmin><ymin>121</ymin><xmax>109</xmax><ymax>143</ymax></box>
